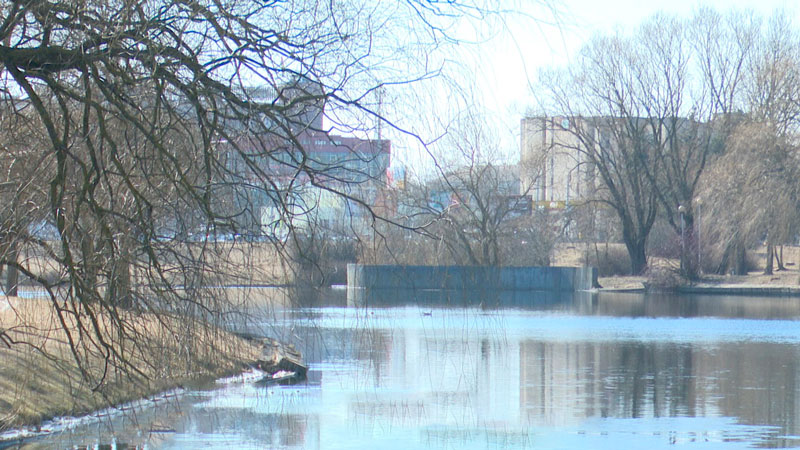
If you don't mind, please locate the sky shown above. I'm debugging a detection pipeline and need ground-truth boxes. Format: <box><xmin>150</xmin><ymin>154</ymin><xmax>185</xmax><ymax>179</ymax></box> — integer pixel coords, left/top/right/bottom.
<box><xmin>492</xmin><ymin>0</ymin><xmax>799</xmax><ymax>113</ymax></box>
<box><xmin>395</xmin><ymin>0</ymin><xmax>800</xmax><ymax>172</ymax></box>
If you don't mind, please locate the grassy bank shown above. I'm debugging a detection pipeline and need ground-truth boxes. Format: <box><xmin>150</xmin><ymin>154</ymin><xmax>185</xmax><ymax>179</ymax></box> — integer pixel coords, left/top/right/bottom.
<box><xmin>552</xmin><ymin>242</ymin><xmax>800</xmax><ymax>290</ymax></box>
<box><xmin>0</xmin><ymin>295</ymin><xmax>260</xmax><ymax>431</ymax></box>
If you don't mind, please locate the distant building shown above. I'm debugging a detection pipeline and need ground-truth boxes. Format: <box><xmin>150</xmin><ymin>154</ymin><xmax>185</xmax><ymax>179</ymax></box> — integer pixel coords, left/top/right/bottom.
<box><xmin>240</xmin><ymin>77</ymin><xmax>326</xmax><ymax>132</ymax></box>
<box><xmin>239</xmin><ymin>77</ymin><xmax>391</xmax><ymax>186</ymax></box>
<box><xmin>424</xmin><ymin>164</ymin><xmax>530</xmax><ymax>217</ymax></box>
<box><xmin>520</xmin><ymin>116</ymin><xmax>596</xmax><ymax>209</ymax></box>
<box><xmin>223</xmin><ymin>124</ymin><xmax>391</xmax><ymax>238</ymax></box>
<box><xmin>156</xmin><ymin>78</ymin><xmax>392</xmax><ymax>240</ymax></box>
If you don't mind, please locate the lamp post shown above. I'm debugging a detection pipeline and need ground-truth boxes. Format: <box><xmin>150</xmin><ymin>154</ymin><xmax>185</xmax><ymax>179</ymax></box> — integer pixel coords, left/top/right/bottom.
<box><xmin>694</xmin><ymin>197</ymin><xmax>702</xmax><ymax>274</ymax></box>
<box><xmin>678</xmin><ymin>204</ymin><xmax>686</xmax><ymax>274</ymax></box>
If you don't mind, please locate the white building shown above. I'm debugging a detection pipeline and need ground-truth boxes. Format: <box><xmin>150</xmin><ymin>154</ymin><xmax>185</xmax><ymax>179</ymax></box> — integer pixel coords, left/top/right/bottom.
<box><xmin>520</xmin><ymin>116</ymin><xmax>597</xmax><ymax>208</ymax></box>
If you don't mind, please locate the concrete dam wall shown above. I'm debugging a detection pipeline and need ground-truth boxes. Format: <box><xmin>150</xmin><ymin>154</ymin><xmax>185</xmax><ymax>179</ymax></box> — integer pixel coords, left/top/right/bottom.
<box><xmin>346</xmin><ymin>264</ymin><xmax>598</xmax><ymax>306</ymax></box>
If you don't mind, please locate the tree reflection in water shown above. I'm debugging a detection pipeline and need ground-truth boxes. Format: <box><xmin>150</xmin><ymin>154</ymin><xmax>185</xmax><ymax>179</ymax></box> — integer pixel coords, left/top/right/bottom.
<box><xmin>18</xmin><ymin>291</ymin><xmax>800</xmax><ymax>449</ymax></box>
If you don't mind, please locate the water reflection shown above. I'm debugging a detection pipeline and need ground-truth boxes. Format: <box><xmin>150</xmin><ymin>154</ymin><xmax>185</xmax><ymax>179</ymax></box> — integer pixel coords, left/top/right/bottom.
<box><xmin>518</xmin><ymin>338</ymin><xmax>800</xmax><ymax>448</ymax></box>
<box><xmin>348</xmin><ymin>286</ymin><xmax>800</xmax><ymax>320</ymax></box>
<box><xmin>14</xmin><ymin>292</ymin><xmax>800</xmax><ymax>449</ymax></box>
<box><xmin>592</xmin><ymin>292</ymin><xmax>800</xmax><ymax>319</ymax></box>
<box><xmin>347</xmin><ymin>286</ymin><xmax>579</xmax><ymax>309</ymax></box>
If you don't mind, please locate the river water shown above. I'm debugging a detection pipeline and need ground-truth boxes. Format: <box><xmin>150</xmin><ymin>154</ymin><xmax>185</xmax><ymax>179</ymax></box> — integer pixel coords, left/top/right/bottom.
<box><xmin>12</xmin><ymin>290</ymin><xmax>800</xmax><ymax>449</ymax></box>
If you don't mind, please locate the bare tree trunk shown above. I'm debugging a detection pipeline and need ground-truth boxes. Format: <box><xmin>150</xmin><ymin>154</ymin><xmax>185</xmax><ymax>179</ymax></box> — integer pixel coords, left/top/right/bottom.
<box><xmin>764</xmin><ymin>242</ymin><xmax>774</xmax><ymax>275</ymax></box>
<box><xmin>81</xmin><ymin>235</ymin><xmax>98</xmax><ymax>291</ymax></box>
<box><xmin>5</xmin><ymin>240</ymin><xmax>18</xmax><ymax>297</ymax></box>
<box><xmin>110</xmin><ymin>256</ymin><xmax>133</xmax><ymax>308</ymax></box>
<box><xmin>733</xmin><ymin>241</ymin><xmax>748</xmax><ymax>275</ymax></box>
<box><xmin>776</xmin><ymin>245</ymin><xmax>785</xmax><ymax>271</ymax></box>
<box><xmin>117</xmin><ymin>260</ymin><xmax>132</xmax><ymax>307</ymax></box>
<box><xmin>680</xmin><ymin>214</ymin><xmax>700</xmax><ymax>280</ymax></box>
<box><xmin>625</xmin><ymin>239</ymin><xmax>648</xmax><ymax>275</ymax></box>
<box><xmin>106</xmin><ymin>234</ymin><xmax>134</xmax><ymax>309</ymax></box>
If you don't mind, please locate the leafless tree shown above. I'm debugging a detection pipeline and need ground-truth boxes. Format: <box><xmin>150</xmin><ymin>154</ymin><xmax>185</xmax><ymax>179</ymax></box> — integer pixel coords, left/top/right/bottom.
<box><xmin>701</xmin><ymin>11</ymin><xmax>800</xmax><ymax>275</ymax></box>
<box><xmin>0</xmin><ymin>0</ymin><xmax>510</xmax><ymax>398</ymax></box>
<box><xmin>539</xmin><ymin>36</ymin><xmax>661</xmax><ymax>274</ymax></box>
<box><xmin>539</xmin><ymin>9</ymin><xmax>765</xmax><ymax>277</ymax></box>
<box><xmin>0</xmin><ymin>111</ymin><xmax>51</xmax><ymax>297</ymax></box>
<box><xmin>701</xmin><ymin>122</ymin><xmax>800</xmax><ymax>275</ymax></box>
<box><xmin>388</xmin><ymin>117</ymin><xmax>553</xmax><ymax>267</ymax></box>
<box><xmin>645</xmin><ymin>9</ymin><xmax>757</xmax><ymax>279</ymax></box>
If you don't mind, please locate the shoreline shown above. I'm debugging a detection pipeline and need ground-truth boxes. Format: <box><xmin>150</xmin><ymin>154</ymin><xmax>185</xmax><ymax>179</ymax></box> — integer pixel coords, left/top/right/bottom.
<box><xmin>0</xmin><ymin>366</ymin><xmax>267</xmax><ymax>447</ymax></box>
<box><xmin>0</xmin><ymin>295</ymin><xmax>263</xmax><ymax>438</ymax></box>
<box><xmin>597</xmin><ymin>273</ymin><xmax>800</xmax><ymax>296</ymax></box>
<box><xmin>676</xmin><ymin>284</ymin><xmax>800</xmax><ymax>296</ymax></box>
<box><xmin>4</xmin><ymin>269</ymin><xmax>800</xmax><ymax>446</ymax></box>
<box><xmin>596</xmin><ymin>286</ymin><xmax>800</xmax><ymax>296</ymax></box>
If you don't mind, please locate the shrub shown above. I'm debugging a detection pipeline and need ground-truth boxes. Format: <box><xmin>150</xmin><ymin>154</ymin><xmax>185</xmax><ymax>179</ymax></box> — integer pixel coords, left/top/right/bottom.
<box><xmin>645</xmin><ymin>265</ymin><xmax>683</xmax><ymax>291</ymax></box>
<box><xmin>647</xmin><ymin>219</ymin><xmax>682</xmax><ymax>260</ymax></box>
<box><xmin>585</xmin><ymin>243</ymin><xmax>631</xmax><ymax>276</ymax></box>
<box><xmin>697</xmin><ymin>236</ymin><xmax>762</xmax><ymax>275</ymax></box>
<box><xmin>289</xmin><ymin>232</ymin><xmax>358</xmax><ymax>286</ymax></box>
<box><xmin>359</xmin><ymin>215</ymin><xmax>555</xmax><ymax>267</ymax></box>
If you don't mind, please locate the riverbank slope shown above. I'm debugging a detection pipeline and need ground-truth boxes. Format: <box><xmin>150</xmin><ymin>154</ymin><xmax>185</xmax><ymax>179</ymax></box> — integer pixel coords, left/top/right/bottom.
<box><xmin>0</xmin><ymin>295</ymin><xmax>260</xmax><ymax>432</ymax></box>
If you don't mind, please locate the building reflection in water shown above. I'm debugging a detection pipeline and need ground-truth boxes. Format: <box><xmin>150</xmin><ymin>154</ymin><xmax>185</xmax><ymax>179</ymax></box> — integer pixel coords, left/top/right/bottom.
<box><xmin>19</xmin><ymin>291</ymin><xmax>800</xmax><ymax>449</ymax></box>
<box><xmin>518</xmin><ymin>340</ymin><xmax>698</xmax><ymax>425</ymax></box>
<box><xmin>312</xmin><ymin>293</ymin><xmax>800</xmax><ymax>447</ymax></box>
<box><xmin>516</xmin><ymin>337</ymin><xmax>800</xmax><ymax>445</ymax></box>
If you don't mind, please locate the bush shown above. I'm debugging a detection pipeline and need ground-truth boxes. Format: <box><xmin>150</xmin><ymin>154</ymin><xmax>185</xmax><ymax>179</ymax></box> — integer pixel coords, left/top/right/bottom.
<box><xmin>290</xmin><ymin>232</ymin><xmax>358</xmax><ymax>286</ymax></box>
<box><xmin>499</xmin><ymin>215</ymin><xmax>554</xmax><ymax>266</ymax></box>
<box><xmin>359</xmin><ymin>226</ymin><xmax>450</xmax><ymax>266</ymax></box>
<box><xmin>644</xmin><ymin>265</ymin><xmax>683</xmax><ymax>291</ymax></box>
<box><xmin>585</xmin><ymin>243</ymin><xmax>631</xmax><ymax>276</ymax></box>
<box><xmin>648</xmin><ymin>219</ymin><xmax>682</xmax><ymax>260</ymax></box>
<box><xmin>359</xmin><ymin>215</ymin><xmax>555</xmax><ymax>267</ymax></box>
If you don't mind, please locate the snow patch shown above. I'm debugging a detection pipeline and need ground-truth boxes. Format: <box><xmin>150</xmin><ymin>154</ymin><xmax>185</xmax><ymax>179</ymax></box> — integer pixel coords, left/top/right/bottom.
<box><xmin>1</xmin><ymin>368</ymin><xmax>264</xmax><ymax>444</ymax></box>
<box><xmin>215</xmin><ymin>367</ymin><xmax>266</xmax><ymax>385</ymax></box>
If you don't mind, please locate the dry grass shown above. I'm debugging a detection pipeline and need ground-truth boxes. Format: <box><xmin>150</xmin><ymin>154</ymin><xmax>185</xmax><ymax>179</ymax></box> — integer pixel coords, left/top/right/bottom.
<box><xmin>698</xmin><ymin>269</ymin><xmax>800</xmax><ymax>287</ymax></box>
<box><xmin>17</xmin><ymin>242</ymin><xmax>297</xmax><ymax>291</ymax></box>
<box><xmin>550</xmin><ymin>243</ymin><xmax>592</xmax><ymax>267</ymax></box>
<box><xmin>552</xmin><ymin>243</ymin><xmax>800</xmax><ymax>289</ymax></box>
<box><xmin>0</xmin><ymin>241</ymin><xmax>303</xmax><ymax>431</ymax></box>
<box><xmin>182</xmin><ymin>242</ymin><xmax>295</xmax><ymax>285</ymax></box>
<box><xmin>0</xmin><ymin>296</ymin><xmax>259</xmax><ymax>430</ymax></box>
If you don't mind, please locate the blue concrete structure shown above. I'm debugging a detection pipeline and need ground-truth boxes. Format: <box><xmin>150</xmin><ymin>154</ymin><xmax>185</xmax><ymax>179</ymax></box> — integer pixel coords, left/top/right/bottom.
<box><xmin>346</xmin><ymin>264</ymin><xmax>597</xmax><ymax>306</ymax></box>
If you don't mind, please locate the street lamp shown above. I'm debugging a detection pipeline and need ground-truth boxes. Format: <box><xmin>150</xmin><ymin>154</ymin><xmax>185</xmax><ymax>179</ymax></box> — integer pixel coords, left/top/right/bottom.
<box><xmin>694</xmin><ymin>197</ymin><xmax>702</xmax><ymax>273</ymax></box>
<box><xmin>678</xmin><ymin>204</ymin><xmax>686</xmax><ymax>274</ymax></box>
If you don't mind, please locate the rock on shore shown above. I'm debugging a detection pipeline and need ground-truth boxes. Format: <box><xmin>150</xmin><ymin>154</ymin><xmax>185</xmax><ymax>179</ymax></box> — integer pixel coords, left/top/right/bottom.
<box><xmin>255</xmin><ymin>337</ymin><xmax>308</xmax><ymax>381</ymax></box>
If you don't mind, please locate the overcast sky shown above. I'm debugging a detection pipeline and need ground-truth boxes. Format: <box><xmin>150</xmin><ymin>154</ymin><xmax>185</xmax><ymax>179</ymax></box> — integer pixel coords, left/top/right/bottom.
<box><xmin>389</xmin><ymin>0</ymin><xmax>800</xmax><ymax>176</ymax></box>
<box><xmin>493</xmin><ymin>0</ymin><xmax>797</xmax><ymax>144</ymax></box>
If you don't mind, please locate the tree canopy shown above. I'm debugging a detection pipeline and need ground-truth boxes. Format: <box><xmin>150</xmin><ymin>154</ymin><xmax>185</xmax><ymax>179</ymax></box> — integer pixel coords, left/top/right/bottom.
<box><xmin>0</xmin><ymin>0</ymin><xmax>490</xmax><ymax>391</ymax></box>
